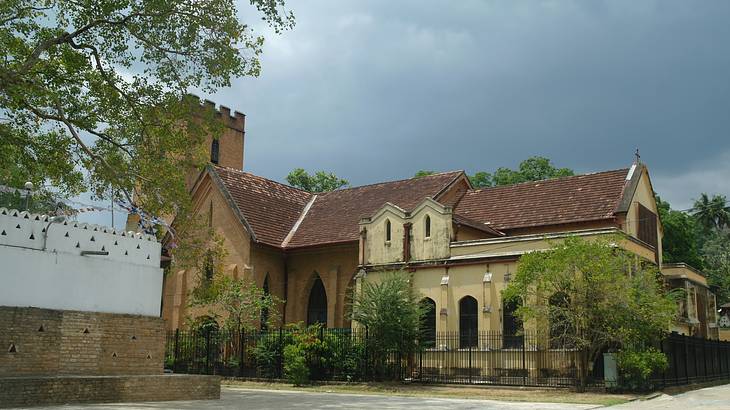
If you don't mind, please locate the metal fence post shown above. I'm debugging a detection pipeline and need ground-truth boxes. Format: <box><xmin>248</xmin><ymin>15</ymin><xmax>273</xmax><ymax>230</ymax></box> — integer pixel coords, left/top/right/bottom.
<box><xmin>278</xmin><ymin>327</ymin><xmax>284</xmax><ymax>379</ymax></box>
<box><xmin>521</xmin><ymin>335</ymin><xmax>526</xmax><ymax>386</ymax></box>
<box><xmin>468</xmin><ymin>335</ymin><xmax>472</xmax><ymax>384</ymax></box>
<box><xmin>205</xmin><ymin>330</ymin><xmax>212</xmax><ymax>373</ymax></box>
<box><xmin>684</xmin><ymin>335</ymin><xmax>690</xmax><ymax>384</ymax></box>
<box><xmin>239</xmin><ymin>330</ymin><xmax>245</xmax><ymax>377</ymax></box>
<box><xmin>173</xmin><ymin>329</ymin><xmax>180</xmax><ymax>372</ymax></box>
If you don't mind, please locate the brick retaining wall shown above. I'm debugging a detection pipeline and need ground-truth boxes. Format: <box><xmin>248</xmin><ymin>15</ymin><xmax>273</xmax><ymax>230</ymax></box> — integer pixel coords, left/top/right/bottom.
<box><xmin>1</xmin><ymin>306</ymin><xmax>164</xmax><ymax>376</ymax></box>
<box><xmin>0</xmin><ymin>374</ymin><xmax>221</xmax><ymax>408</ymax></box>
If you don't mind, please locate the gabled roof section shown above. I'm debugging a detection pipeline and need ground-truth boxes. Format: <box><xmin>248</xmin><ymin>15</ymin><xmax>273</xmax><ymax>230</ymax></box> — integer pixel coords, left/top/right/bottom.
<box><xmin>454</xmin><ymin>168</ymin><xmax>630</xmax><ymax>231</ymax></box>
<box><xmin>211</xmin><ymin>165</ymin><xmax>312</xmax><ymax>248</ymax></box>
<box><xmin>286</xmin><ymin>171</ymin><xmax>464</xmax><ymax>248</ymax></box>
<box><xmin>453</xmin><ymin>213</ymin><xmax>505</xmax><ymax>237</ymax></box>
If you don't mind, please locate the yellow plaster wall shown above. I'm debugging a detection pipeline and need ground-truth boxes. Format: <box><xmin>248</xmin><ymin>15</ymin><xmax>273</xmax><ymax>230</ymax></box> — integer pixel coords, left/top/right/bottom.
<box><xmin>410</xmin><ymin>203</ymin><xmax>452</xmax><ymax>261</ymax></box>
<box><xmin>363</xmin><ymin>261</ymin><xmax>517</xmax><ymax>334</ymax></box>
<box><xmin>450</xmin><ymin>230</ymin><xmax>655</xmax><ymax>262</ymax></box>
<box><xmin>365</xmin><ymin>208</ymin><xmax>406</xmax><ymax>265</ymax></box>
<box><xmin>623</xmin><ymin>168</ymin><xmax>663</xmax><ymax>264</ymax></box>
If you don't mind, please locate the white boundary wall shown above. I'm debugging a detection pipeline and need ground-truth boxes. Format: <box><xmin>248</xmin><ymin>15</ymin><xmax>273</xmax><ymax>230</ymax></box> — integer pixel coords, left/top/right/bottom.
<box><xmin>0</xmin><ymin>208</ymin><xmax>163</xmax><ymax>316</ymax></box>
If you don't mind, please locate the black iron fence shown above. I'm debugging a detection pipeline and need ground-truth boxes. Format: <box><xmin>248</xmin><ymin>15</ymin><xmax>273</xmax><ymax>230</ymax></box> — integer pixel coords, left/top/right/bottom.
<box><xmin>654</xmin><ymin>332</ymin><xmax>730</xmax><ymax>387</ymax></box>
<box><xmin>166</xmin><ymin>328</ymin><xmax>730</xmax><ymax>388</ymax></box>
<box><xmin>165</xmin><ymin>328</ymin><xmax>591</xmax><ymax>387</ymax></box>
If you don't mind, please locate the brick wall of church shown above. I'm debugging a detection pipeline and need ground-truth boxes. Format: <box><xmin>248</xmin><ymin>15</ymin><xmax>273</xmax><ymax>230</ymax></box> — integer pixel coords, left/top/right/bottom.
<box><xmin>0</xmin><ymin>306</ymin><xmax>164</xmax><ymax>376</ymax></box>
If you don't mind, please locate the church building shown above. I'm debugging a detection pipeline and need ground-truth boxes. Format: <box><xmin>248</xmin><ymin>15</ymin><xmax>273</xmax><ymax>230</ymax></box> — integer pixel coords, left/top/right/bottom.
<box><xmin>160</xmin><ymin>101</ymin><xmax>719</xmax><ymax>341</ymax></box>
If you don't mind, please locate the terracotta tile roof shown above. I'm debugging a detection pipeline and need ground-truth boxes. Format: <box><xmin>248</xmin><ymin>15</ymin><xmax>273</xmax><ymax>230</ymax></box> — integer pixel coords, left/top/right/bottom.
<box><xmin>452</xmin><ymin>213</ymin><xmax>505</xmax><ymax>237</ymax></box>
<box><xmin>212</xmin><ymin>166</ymin><xmax>312</xmax><ymax>247</ymax></box>
<box><xmin>454</xmin><ymin>168</ymin><xmax>630</xmax><ymax>231</ymax></box>
<box><xmin>286</xmin><ymin>171</ymin><xmax>464</xmax><ymax>248</ymax></box>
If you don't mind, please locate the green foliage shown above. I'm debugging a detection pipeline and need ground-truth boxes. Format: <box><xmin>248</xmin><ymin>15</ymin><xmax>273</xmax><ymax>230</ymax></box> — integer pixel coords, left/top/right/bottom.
<box><xmin>0</xmin><ymin>0</ymin><xmax>293</xmax><ymax>219</ymax></box>
<box><xmin>188</xmin><ymin>272</ymin><xmax>281</xmax><ymax>333</ymax></box>
<box><xmin>283</xmin><ymin>343</ymin><xmax>309</xmax><ymax>385</ymax></box>
<box><xmin>693</xmin><ymin>193</ymin><xmax>730</xmax><ymax>231</ymax></box>
<box><xmin>491</xmin><ymin>156</ymin><xmax>574</xmax><ymax>186</ymax></box>
<box><xmin>616</xmin><ymin>348</ymin><xmax>668</xmax><ymax>391</ymax></box>
<box><xmin>414</xmin><ymin>170</ymin><xmax>436</xmax><ymax>178</ymax></box>
<box><xmin>349</xmin><ymin>272</ymin><xmax>425</xmax><ymax>359</ymax></box>
<box><xmin>415</xmin><ymin>156</ymin><xmax>573</xmax><ymax>189</ymax></box>
<box><xmin>702</xmin><ymin>231</ymin><xmax>730</xmax><ymax>304</ymax></box>
<box><xmin>468</xmin><ymin>171</ymin><xmax>492</xmax><ymax>188</ymax></box>
<box><xmin>503</xmin><ymin>236</ymin><xmax>678</xmax><ymax>386</ymax></box>
<box><xmin>286</xmin><ymin>168</ymin><xmax>349</xmax><ymax>192</ymax></box>
<box><xmin>656</xmin><ymin>196</ymin><xmax>703</xmax><ymax>268</ymax></box>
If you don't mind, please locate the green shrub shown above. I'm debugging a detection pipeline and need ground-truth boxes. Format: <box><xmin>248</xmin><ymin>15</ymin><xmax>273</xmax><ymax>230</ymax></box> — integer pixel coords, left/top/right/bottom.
<box><xmin>617</xmin><ymin>347</ymin><xmax>668</xmax><ymax>391</ymax></box>
<box><xmin>283</xmin><ymin>343</ymin><xmax>310</xmax><ymax>385</ymax></box>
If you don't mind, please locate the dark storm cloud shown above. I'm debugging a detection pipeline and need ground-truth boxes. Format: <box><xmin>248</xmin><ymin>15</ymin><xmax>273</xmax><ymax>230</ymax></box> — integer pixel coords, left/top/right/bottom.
<box><xmin>197</xmin><ymin>0</ymin><xmax>730</xmax><ymax>210</ymax></box>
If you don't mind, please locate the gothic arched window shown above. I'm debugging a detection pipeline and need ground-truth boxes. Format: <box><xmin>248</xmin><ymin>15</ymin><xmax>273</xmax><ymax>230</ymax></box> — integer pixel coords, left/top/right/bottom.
<box><xmin>459</xmin><ymin>296</ymin><xmax>478</xmax><ymax>348</ymax></box>
<box><xmin>211</xmin><ymin>139</ymin><xmax>220</xmax><ymax>164</ymax></box>
<box><xmin>307</xmin><ymin>276</ymin><xmax>328</xmax><ymax>326</ymax></box>
<box><xmin>385</xmin><ymin>219</ymin><xmax>391</xmax><ymax>242</ymax></box>
<box><xmin>425</xmin><ymin>215</ymin><xmax>431</xmax><ymax>238</ymax></box>
<box><xmin>420</xmin><ymin>298</ymin><xmax>436</xmax><ymax>347</ymax></box>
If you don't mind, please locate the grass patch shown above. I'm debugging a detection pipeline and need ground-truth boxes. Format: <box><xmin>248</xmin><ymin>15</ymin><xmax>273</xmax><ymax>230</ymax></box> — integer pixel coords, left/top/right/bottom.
<box><xmin>222</xmin><ymin>380</ymin><xmax>635</xmax><ymax>406</ymax></box>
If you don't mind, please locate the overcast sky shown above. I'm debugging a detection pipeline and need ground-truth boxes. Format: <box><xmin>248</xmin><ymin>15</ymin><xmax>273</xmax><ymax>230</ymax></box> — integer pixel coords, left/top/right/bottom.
<box><xmin>81</xmin><ymin>0</ymin><xmax>730</xmax><ymax>227</ymax></box>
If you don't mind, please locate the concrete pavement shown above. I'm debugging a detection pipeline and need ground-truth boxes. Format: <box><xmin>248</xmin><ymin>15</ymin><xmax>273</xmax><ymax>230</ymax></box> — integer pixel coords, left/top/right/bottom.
<box><xmin>609</xmin><ymin>382</ymin><xmax>730</xmax><ymax>409</ymax></box>
<box><xmin>26</xmin><ymin>386</ymin><xmax>600</xmax><ymax>410</ymax></box>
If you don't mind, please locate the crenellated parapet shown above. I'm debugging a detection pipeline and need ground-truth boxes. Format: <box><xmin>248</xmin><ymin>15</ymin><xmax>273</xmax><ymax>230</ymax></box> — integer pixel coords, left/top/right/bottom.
<box><xmin>201</xmin><ymin>98</ymin><xmax>246</xmax><ymax>132</ymax></box>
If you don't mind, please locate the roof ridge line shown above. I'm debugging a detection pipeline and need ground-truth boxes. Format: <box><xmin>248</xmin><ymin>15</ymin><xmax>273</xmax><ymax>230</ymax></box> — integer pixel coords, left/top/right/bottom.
<box><xmin>466</xmin><ymin>167</ymin><xmax>631</xmax><ymax>194</ymax></box>
<box><xmin>320</xmin><ymin>170</ymin><xmax>464</xmax><ymax>195</ymax></box>
<box><xmin>281</xmin><ymin>194</ymin><xmax>317</xmax><ymax>248</ymax></box>
<box><xmin>212</xmin><ymin>165</ymin><xmax>313</xmax><ymax>195</ymax></box>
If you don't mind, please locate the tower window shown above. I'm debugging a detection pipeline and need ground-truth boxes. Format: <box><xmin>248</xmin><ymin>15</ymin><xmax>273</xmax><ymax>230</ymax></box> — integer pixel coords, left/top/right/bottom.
<box><xmin>425</xmin><ymin>215</ymin><xmax>431</xmax><ymax>238</ymax></box>
<box><xmin>211</xmin><ymin>139</ymin><xmax>220</xmax><ymax>164</ymax></box>
<box><xmin>385</xmin><ymin>219</ymin><xmax>391</xmax><ymax>242</ymax></box>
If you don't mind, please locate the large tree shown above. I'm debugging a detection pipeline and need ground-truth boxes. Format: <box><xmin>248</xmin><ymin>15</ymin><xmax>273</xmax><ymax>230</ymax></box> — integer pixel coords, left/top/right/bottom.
<box><xmin>1</xmin><ymin>0</ymin><xmax>294</xmax><ymax>218</ymax></box>
<box><xmin>656</xmin><ymin>196</ymin><xmax>703</xmax><ymax>268</ymax></box>
<box><xmin>702</xmin><ymin>231</ymin><xmax>730</xmax><ymax>305</ymax></box>
<box><xmin>692</xmin><ymin>193</ymin><xmax>730</xmax><ymax>231</ymax></box>
<box><xmin>503</xmin><ymin>236</ymin><xmax>679</xmax><ymax>388</ymax></box>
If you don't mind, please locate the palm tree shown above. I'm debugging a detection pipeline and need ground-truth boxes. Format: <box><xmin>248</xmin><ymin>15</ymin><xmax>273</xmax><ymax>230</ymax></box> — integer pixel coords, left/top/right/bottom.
<box><xmin>693</xmin><ymin>193</ymin><xmax>730</xmax><ymax>230</ymax></box>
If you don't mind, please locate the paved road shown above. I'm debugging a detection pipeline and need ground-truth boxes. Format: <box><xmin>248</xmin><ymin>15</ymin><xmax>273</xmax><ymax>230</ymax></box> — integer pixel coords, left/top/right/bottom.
<box><xmin>28</xmin><ymin>387</ymin><xmax>599</xmax><ymax>410</ymax></box>
<box><xmin>610</xmin><ymin>383</ymin><xmax>730</xmax><ymax>410</ymax></box>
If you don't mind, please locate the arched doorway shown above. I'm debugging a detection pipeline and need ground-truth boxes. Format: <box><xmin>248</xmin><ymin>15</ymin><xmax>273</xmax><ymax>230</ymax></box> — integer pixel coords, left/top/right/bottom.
<box><xmin>307</xmin><ymin>276</ymin><xmax>328</xmax><ymax>326</ymax></box>
<box><xmin>420</xmin><ymin>298</ymin><xmax>436</xmax><ymax>347</ymax></box>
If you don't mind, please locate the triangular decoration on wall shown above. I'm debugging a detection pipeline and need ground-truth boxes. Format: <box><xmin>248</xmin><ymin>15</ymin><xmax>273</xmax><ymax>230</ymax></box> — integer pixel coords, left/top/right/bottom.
<box><xmin>114</xmin><ymin>240</ymin><xmax>118</xmax><ymax>246</ymax></box>
<box><xmin>65</xmin><ymin>232</ymin><xmax>70</xmax><ymax>237</ymax></box>
<box><xmin>8</xmin><ymin>344</ymin><xmax>17</xmax><ymax>353</ymax></box>
<box><xmin>41</xmin><ymin>227</ymin><xmax>46</xmax><ymax>233</ymax></box>
<box><xmin>112</xmin><ymin>352</ymin><xmax>117</xmax><ymax>358</ymax></box>
<box><xmin>90</xmin><ymin>236</ymin><xmax>95</xmax><ymax>242</ymax></box>
<box><xmin>29</xmin><ymin>234</ymin><xmax>35</xmax><ymax>240</ymax></box>
<box><xmin>83</xmin><ymin>328</ymin><xmax>90</xmax><ymax>334</ymax></box>
<box><xmin>101</xmin><ymin>246</ymin><xmax>105</xmax><ymax>252</ymax></box>
<box><xmin>131</xmin><ymin>335</ymin><xmax>137</xmax><ymax>340</ymax></box>
<box><xmin>124</xmin><ymin>250</ymin><xmax>128</xmax><ymax>256</ymax></box>
<box><xmin>23</xmin><ymin>214</ymin><xmax>29</xmax><ymax>219</ymax></box>
<box><xmin>75</xmin><ymin>242</ymin><xmax>81</xmax><ymax>248</ymax></box>
<box><xmin>146</xmin><ymin>255</ymin><xmax>150</xmax><ymax>260</ymax></box>
<box><xmin>38</xmin><ymin>325</ymin><xmax>44</xmax><ymax>332</ymax></box>
<box><xmin>1</xmin><ymin>230</ymin><xmax>6</xmax><ymax>236</ymax></box>
<box><xmin>146</xmin><ymin>353</ymin><xmax>152</xmax><ymax>360</ymax></box>
<box><xmin>136</xmin><ymin>244</ymin><xmax>141</xmax><ymax>249</ymax></box>
<box><xmin>15</xmin><ymin>224</ymin><xmax>21</xmax><ymax>229</ymax></box>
